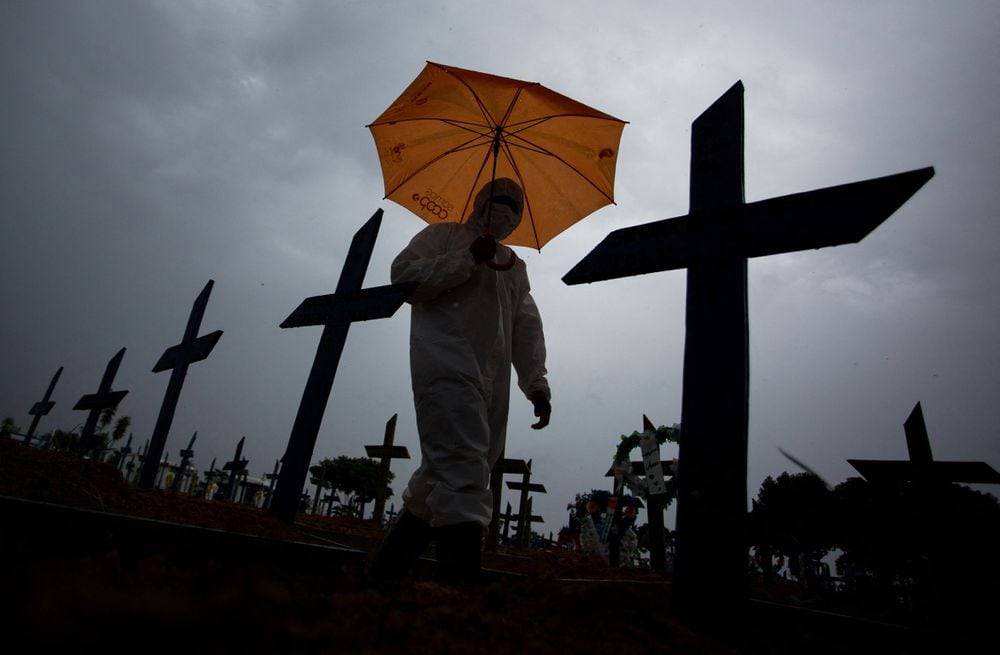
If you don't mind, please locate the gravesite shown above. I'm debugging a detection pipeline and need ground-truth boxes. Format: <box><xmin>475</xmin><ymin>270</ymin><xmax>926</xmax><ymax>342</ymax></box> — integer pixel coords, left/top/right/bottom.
<box><xmin>2</xmin><ymin>25</ymin><xmax>999</xmax><ymax>655</ymax></box>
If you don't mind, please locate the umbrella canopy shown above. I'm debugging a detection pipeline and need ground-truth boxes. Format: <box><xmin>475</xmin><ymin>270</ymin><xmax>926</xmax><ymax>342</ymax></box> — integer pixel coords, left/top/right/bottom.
<box><xmin>367</xmin><ymin>62</ymin><xmax>627</xmax><ymax>250</ymax></box>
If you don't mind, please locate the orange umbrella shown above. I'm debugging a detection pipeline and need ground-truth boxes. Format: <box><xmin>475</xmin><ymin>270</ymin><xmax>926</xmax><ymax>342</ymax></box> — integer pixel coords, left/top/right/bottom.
<box><xmin>367</xmin><ymin>61</ymin><xmax>627</xmax><ymax>251</ymax></box>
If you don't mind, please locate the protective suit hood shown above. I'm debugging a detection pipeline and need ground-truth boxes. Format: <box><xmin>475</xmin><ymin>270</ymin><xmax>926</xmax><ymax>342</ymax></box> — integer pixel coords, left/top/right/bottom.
<box><xmin>467</xmin><ymin>178</ymin><xmax>524</xmax><ymax>240</ymax></box>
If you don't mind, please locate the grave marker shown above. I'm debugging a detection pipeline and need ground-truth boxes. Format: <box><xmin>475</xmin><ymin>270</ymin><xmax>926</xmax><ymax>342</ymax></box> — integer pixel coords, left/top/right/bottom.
<box><xmin>269</xmin><ymin>210</ymin><xmax>417</xmax><ymax>523</ymax></box>
<box><xmin>487</xmin><ymin>456</ymin><xmax>530</xmax><ymax>551</ymax></box>
<box><xmin>24</xmin><ymin>366</ymin><xmax>63</xmax><ymax>446</ymax></box>
<box><xmin>116</xmin><ymin>433</ymin><xmax>133</xmax><ymax>472</ymax></box>
<box><xmin>139</xmin><ymin>280</ymin><xmax>223</xmax><ymax>489</ymax></box>
<box><xmin>506</xmin><ymin>460</ymin><xmax>546</xmax><ymax>549</ymax></box>
<box><xmin>264</xmin><ymin>459</ymin><xmax>281</xmax><ymax>509</ymax></box>
<box><xmin>223</xmin><ymin>436</ymin><xmax>248</xmax><ymax>501</ymax></box>
<box><xmin>171</xmin><ymin>431</ymin><xmax>197</xmax><ymax>492</ymax></box>
<box><xmin>849</xmin><ymin>402</ymin><xmax>1000</xmax><ymax>484</ymax></box>
<box><xmin>74</xmin><ymin>348</ymin><xmax>129</xmax><ymax>456</ymax></box>
<box><xmin>364</xmin><ymin>413</ymin><xmax>410</xmax><ymax>524</ymax></box>
<box><xmin>564</xmin><ymin>81</ymin><xmax>934</xmax><ymax>621</ymax></box>
<box><xmin>510</xmin><ymin>497</ymin><xmax>544</xmax><ymax>546</ymax></box>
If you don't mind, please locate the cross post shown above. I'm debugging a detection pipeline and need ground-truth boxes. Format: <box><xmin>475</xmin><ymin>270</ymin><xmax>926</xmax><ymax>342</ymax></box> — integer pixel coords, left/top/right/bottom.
<box><xmin>269</xmin><ymin>210</ymin><xmax>417</xmax><ymax>523</ymax></box>
<box><xmin>564</xmin><ymin>81</ymin><xmax>934</xmax><ymax>624</ymax></box>
<box><xmin>24</xmin><ymin>366</ymin><xmax>63</xmax><ymax>446</ymax></box>
<box><xmin>364</xmin><ymin>413</ymin><xmax>410</xmax><ymax>524</ymax></box>
<box><xmin>139</xmin><ymin>280</ymin><xmax>223</xmax><ymax>488</ymax></box>
<box><xmin>74</xmin><ymin>348</ymin><xmax>129</xmax><ymax>456</ymax></box>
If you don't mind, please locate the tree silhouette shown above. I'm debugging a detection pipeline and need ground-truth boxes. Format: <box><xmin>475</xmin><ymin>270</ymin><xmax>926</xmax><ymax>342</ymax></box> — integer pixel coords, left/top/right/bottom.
<box><xmin>310</xmin><ymin>456</ymin><xmax>393</xmax><ymax>518</ymax></box>
<box><xmin>748</xmin><ymin>472</ymin><xmax>834</xmax><ymax>582</ymax></box>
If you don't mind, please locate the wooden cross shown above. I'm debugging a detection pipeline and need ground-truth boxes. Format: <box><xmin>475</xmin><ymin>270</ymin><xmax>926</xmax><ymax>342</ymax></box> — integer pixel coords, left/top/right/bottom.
<box><xmin>509</xmin><ymin>497</ymin><xmax>544</xmax><ymax>547</ymax></box>
<box><xmin>264</xmin><ymin>459</ymin><xmax>281</xmax><ymax>509</ymax></box>
<box><xmin>139</xmin><ymin>280</ymin><xmax>223</xmax><ymax>488</ymax></box>
<box><xmin>364</xmin><ymin>413</ymin><xmax>410</xmax><ymax>524</ymax></box>
<box><xmin>499</xmin><ymin>501</ymin><xmax>517</xmax><ymax>543</ymax></box>
<box><xmin>604</xmin><ymin>415</ymin><xmax>675</xmax><ymax>571</ymax></box>
<box><xmin>564</xmin><ymin>81</ymin><xmax>934</xmax><ymax>621</ymax></box>
<box><xmin>506</xmin><ymin>460</ymin><xmax>546</xmax><ymax>549</ymax></box>
<box><xmin>170</xmin><ymin>431</ymin><xmax>197</xmax><ymax>492</ymax></box>
<box><xmin>24</xmin><ymin>366</ymin><xmax>62</xmax><ymax>446</ymax></box>
<box><xmin>115</xmin><ymin>433</ymin><xmax>133</xmax><ymax>472</ymax></box>
<box><xmin>269</xmin><ymin>210</ymin><xmax>417</xmax><ymax>523</ymax></box>
<box><xmin>74</xmin><ymin>348</ymin><xmax>129</xmax><ymax>456</ymax></box>
<box><xmin>849</xmin><ymin>402</ymin><xmax>1000</xmax><ymax>484</ymax></box>
<box><xmin>222</xmin><ymin>436</ymin><xmax>249</xmax><ymax>501</ymax></box>
<box><xmin>487</xmin><ymin>457</ymin><xmax>530</xmax><ymax>551</ymax></box>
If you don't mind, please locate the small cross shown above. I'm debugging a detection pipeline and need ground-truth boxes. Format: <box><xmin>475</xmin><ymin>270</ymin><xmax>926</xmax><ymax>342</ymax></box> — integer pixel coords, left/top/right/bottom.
<box><xmin>74</xmin><ymin>348</ymin><xmax>129</xmax><ymax>456</ymax></box>
<box><xmin>170</xmin><ymin>431</ymin><xmax>197</xmax><ymax>492</ymax></box>
<box><xmin>222</xmin><ymin>436</ymin><xmax>249</xmax><ymax>501</ymax></box>
<box><xmin>364</xmin><ymin>413</ymin><xmax>410</xmax><ymax>524</ymax></box>
<box><xmin>269</xmin><ymin>210</ymin><xmax>417</xmax><ymax>523</ymax></box>
<box><xmin>24</xmin><ymin>366</ymin><xmax>63</xmax><ymax>446</ymax></box>
<box><xmin>506</xmin><ymin>460</ymin><xmax>547</xmax><ymax>549</ymax></box>
<box><xmin>486</xmin><ymin>456</ymin><xmax>530</xmax><ymax>551</ymax></box>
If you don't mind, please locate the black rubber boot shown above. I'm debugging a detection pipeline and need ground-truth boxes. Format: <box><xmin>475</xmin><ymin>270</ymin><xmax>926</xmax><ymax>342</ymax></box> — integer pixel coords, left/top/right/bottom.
<box><xmin>433</xmin><ymin>522</ymin><xmax>483</xmax><ymax>587</ymax></box>
<box><xmin>367</xmin><ymin>509</ymin><xmax>431</xmax><ymax>590</ymax></box>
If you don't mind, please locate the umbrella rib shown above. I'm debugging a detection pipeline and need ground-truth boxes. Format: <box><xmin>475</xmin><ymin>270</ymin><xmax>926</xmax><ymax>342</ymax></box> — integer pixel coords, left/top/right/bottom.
<box><xmin>498</xmin><ymin>139</ymin><xmax>542</xmax><ymax>251</ymax></box>
<box><xmin>381</xmin><ymin>132</ymin><xmax>492</xmax><ymax>199</ymax></box>
<box><xmin>503</xmin><ymin>131</ymin><xmax>617</xmax><ymax>205</ymax></box>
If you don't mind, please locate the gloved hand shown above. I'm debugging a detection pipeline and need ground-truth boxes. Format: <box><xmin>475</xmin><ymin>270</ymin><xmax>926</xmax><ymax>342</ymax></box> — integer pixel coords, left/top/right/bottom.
<box><xmin>530</xmin><ymin>390</ymin><xmax>551</xmax><ymax>430</ymax></box>
<box><xmin>469</xmin><ymin>234</ymin><xmax>498</xmax><ymax>264</ymax></box>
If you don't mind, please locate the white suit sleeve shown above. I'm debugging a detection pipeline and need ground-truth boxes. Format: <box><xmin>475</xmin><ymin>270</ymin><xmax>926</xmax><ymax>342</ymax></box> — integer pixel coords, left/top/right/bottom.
<box><xmin>391</xmin><ymin>225</ymin><xmax>477</xmax><ymax>304</ymax></box>
<box><xmin>512</xmin><ymin>282</ymin><xmax>550</xmax><ymax>401</ymax></box>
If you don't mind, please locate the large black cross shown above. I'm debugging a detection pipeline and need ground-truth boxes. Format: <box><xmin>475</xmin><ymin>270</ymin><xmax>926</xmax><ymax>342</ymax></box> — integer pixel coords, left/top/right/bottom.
<box><xmin>849</xmin><ymin>402</ymin><xmax>1000</xmax><ymax>484</ymax></box>
<box><xmin>74</xmin><ymin>348</ymin><xmax>129</xmax><ymax>456</ymax></box>
<box><xmin>24</xmin><ymin>366</ymin><xmax>63</xmax><ymax>446</ymax></box>
<box><xmin>138</xmin><ymin>280</ymin><xmax>223</xmax><ymax>488</ymax></box>
<box><xmin>269</xmin><ymin>210</ymin><xmax>417</xmax><ymax>523</ymax></box>
<box><xmin>364</xmin><ymin>413</ymin><xmax>410</xmax><ymax>524</ymax></box>
<box><xmin>564</xmin><ymin>81</ymin><xmax>934</xmax><ymax>622</ymax></box>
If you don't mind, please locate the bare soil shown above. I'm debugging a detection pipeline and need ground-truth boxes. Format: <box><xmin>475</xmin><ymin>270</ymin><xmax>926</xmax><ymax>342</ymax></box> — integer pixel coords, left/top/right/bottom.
<box><xmin>0</xmin><ymin>437</ymin><xmax>959</xmax><ymax>654</ymax></box>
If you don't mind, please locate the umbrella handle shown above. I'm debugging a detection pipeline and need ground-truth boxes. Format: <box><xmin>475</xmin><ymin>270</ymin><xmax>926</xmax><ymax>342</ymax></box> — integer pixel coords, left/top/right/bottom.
<box><xmin>486</xmin><ymin>249</ymin><xmax>518</xmax><ymax>271</ymax></box>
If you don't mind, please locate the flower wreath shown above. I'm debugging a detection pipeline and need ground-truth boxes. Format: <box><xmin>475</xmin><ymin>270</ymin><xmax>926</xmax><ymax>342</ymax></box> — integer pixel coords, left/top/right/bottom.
<box><xmin>612</xmin><ymin>424</ymin><xmax>680</xmax><ymax>504</ymax></box>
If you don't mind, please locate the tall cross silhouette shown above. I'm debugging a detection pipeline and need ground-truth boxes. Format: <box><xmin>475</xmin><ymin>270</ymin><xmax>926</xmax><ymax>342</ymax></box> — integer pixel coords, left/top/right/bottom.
<box><xmin>139</xmin><ymin>280</ymin><xmax>223</xmax><ymax>488</ymax></box>
<box><xmin>564</xmin><ymin>81</ymin><xmax>933</xmax><ymax>623</ymax></box>
<box><xmin>74</xmin><ymin>348</ymin><xmax>129</xmax><ymax>456</ymax></box>
<box><xmin>24</xmin><ymin>366</ymin><xmax>63</xmax><ymax>446</ymax></box>
<box><xmin>269</xmin><ymin>210</ymin><xmax>416</xmax><ymax>523</ymax></box>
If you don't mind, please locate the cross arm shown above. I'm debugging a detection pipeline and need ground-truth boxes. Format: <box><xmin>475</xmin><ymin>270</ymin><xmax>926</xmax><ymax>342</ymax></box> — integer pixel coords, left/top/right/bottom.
<box><xmin>73</xmin><ymin>390</ymin><xmax>128</xmax><ymax>411</ymax></box>
<box><xmin>280</xmin><ymin>282</ymin><xmax>418</xmax><ymax>329</ymax></box>
<box><xmin>365</xmin><ymin>445</ymin><xmax>410</xmax><ymax>459</ymax></box>
<box><xmin>507</xmin><ymin>481</ymin><xmax>547</xmax><ymax>493</ymax></box>
<box><xmin>29</xmin><ymin>400</ymin><xmax>56</xmax><ymax>416</ymax></box>
<box><xmin>563</xmin><ymin>167</ymin><xmax>934</xmax><ymax>284</ymax></box>
<box><xmin>152</xmin><ymin>330</ymin><xmax>224</xmax><ymax>372</ymax></box>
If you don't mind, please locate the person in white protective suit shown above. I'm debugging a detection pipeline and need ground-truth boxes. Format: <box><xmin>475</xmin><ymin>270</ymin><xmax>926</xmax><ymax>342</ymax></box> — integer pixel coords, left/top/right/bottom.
<box><xmin>367</xmin><ymin>178</ymin><xmax>551</xmax><ymax>587</ymax></box>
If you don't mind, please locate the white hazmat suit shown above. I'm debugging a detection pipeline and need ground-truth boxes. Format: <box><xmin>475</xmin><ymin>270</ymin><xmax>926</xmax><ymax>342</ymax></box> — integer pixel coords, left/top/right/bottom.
<box><xmin>391</xmin><ymin>178</ymin><xmax>551</xmax><ymax>529</ymax></box>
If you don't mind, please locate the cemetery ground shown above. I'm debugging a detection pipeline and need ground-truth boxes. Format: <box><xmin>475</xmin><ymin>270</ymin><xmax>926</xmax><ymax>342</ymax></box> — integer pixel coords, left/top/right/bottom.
<box><xmin>0</xmin><ymin>438</ymin><xmax>981</xmax><ymax>654</ymax></box>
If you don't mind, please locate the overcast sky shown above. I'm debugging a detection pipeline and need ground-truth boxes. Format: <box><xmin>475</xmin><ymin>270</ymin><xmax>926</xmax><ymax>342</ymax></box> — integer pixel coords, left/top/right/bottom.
<box><xmin>3</xmin><ymin>1</ymin><xmax>999</xmax><ymax>536</ymax></box>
